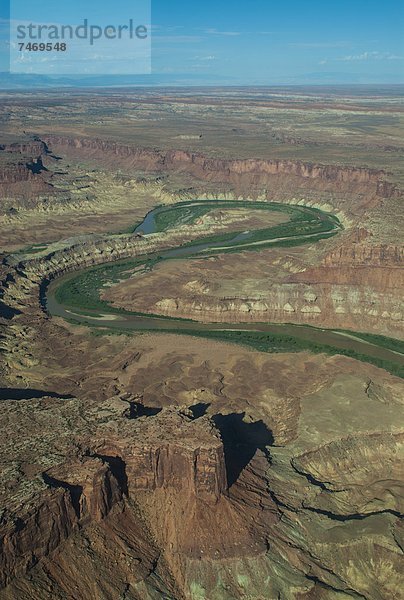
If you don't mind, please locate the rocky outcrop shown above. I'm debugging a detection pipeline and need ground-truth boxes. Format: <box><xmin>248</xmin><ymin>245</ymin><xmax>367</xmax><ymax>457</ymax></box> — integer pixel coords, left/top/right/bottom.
<box><xmin>0</xmin><ymin>397</ymin><xmax>276</xmax><ymax>596</ymax></box>
<box><xmin>321</xmin><ymin>243</ymin><xmax>404</xmax><ymax>267</ymax></box>
<box><xmin>0</xmin><ymin>376</ymin><xmax>402</xmax><ymax>599</ymax></box>
<box><xmin>0</xmin><ymin>458</ymin><xmax>123</xmax><ymax>589</ymax></box>
<box><xmin>0</xmin><ymin>163</ymin><xmax>37</xmax><ymax>184</ymax></box>
<box><xmin>0</xmin><ymin>392</ymin><xmax>129</xmax><ymax>591</ymax></box>
<box><xmin>0</xmin><ymin>489</ymin><xmax>78</xmax><ymax>589</ymax></box>
<box><xmin>0</xmin><ymin>141</ymin><xmax>49</xmax><ymax>156</ymax></box>
<box><xmin>0</xmin><ymin>141</ymin><xmax>53</xmax><ymax>200</ymax></box>
<box><xmin>148</xmin><ymin>281</ymin><xmax>403</xmax><ymax>337</ymax></box>
<box><xmin>93</xmin><ymin>406</ymin><xmax>228</xmax><ymax>504</ymax></box>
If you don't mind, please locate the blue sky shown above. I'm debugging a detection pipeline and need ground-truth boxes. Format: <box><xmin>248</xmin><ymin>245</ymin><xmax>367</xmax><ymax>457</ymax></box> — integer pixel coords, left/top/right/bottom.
<box><xmin>1</xmin><ymin>0</ymin><xmax>404</xmax><ymax>83</ymax></box>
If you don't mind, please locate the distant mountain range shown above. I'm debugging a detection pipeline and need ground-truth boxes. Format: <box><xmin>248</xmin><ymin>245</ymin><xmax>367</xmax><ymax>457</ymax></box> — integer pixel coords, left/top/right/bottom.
<box><xmin>0</xmin><ymin>72</ymin><xmax>233</xmax><ymax>89</ymax></box>
<box><xmin>0</xmin><ymin>71</ymin><xmax>403</xmax><ymax>89</ymax></box>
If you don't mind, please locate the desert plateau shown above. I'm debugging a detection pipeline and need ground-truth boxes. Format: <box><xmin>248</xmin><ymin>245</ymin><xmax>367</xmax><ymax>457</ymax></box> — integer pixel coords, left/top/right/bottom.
<box><xmin>0</xmin><ymin>85</ymin><xmax>403</xmax><ymax>599</ymax></box>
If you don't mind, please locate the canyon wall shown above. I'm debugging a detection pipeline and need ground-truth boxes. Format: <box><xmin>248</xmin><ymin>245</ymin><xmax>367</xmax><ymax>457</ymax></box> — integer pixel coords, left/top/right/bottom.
<box><xmin>94</xmin><ymin>408</ymin><xmax>228</xmax><ymax>504</ymax></box>
<box><xmin>0</xmin><ymin>141</ymin><xmax>52</xmax><ymax>201</ymax></box>
<box><xmin>151</xmin><ymin>279</ymin><xmax>403</xmax><ymax>338</ymax></box>
<box><xmin>0</xmin><ymin>456</ymin><xmax>124</xmax><ymax>590</ymax></box>
<box><xmin>43</xmin><ymin>135</ymin><xmax>401</xmax><ymax>208</ymax></box>
<box><xmin>3</xmin><ymin>135</ymin><xmax>400</xmax><ymax>218</ymax></box>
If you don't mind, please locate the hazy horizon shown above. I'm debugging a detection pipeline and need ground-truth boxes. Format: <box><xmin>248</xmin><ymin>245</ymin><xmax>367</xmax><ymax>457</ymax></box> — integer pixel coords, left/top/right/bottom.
<box><xmin>1</xmin><ymin>0</ymin><xmax>403</xmax><ymax>87</ymax></box>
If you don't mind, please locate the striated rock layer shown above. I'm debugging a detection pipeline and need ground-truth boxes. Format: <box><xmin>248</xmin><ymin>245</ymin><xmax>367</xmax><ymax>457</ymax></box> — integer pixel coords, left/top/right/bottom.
<box><xmin>0</xmin><ymin>141</ymin><xmax>54</xmax><ymax>201</ymax></box>
<box><xmin>42</xmin><ymin>136</ymin><xmax>401</xmax><ymax>214</ymax></box>
<box><xmin>101</xmin><ymin>245</ymin><xmax>404</xmax><ymax>338</ymax></box>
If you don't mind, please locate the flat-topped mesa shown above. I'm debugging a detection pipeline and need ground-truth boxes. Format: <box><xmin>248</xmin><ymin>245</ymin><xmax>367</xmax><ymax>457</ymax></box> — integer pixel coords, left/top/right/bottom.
<box><xmin>94</xmin><ymin>407</ymin><xmax>228</xmax><ymax>504</ymax></box>
<box><xmin>0</xmin><ymin>139</ymin><xmax>57</xmax><ymax>203</ymax></box>
<box><xmin>0</xmin><ymin>141</ymin><xmax>48</xmax><ymax>157</ymax></box>
<box><xmin>0</xmin><ymin>162</ymin><xmax>52</xmax><ymax>202</ymax></box>
<box><xmin>0</xmin><ymin>141</ymin><xmax>49</xmax><ymax>183</ymax></box>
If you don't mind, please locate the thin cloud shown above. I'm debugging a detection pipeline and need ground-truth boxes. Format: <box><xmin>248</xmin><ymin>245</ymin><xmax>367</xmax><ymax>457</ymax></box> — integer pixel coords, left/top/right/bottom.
<box><xmin>290</xmin><ymin>41</ymin><xmax>351</xmax><ymax>48</ymax></box>
<box><xmin>153</xmin><ymin>35</ymin><xmax>203</xmax><ymax>43</ymax></box>
<box><xmin>204</xmin><ymin>28</ymin><xmax>240</xmax><ymax>36</ymax></box>
<box><xmin>151</xmin><ymin>25</ymin><xmax>184</xmax><ymax>32</ymax></box>
<box><xmin>338</xmin><ymin>51</ymin><xmax>403</xmax><ymax>61</ymax></box>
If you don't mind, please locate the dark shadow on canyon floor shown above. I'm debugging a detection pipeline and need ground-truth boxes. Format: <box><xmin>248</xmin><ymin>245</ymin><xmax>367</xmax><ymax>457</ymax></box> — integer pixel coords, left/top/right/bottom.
<box><xmin>126</xmin><ymin>400</ymin><xmax>162</xmax><ymax>419</ymax></box>
<box><xmin>0</xmin><ymin>388</ymin><xmax>75</xmax><ymax>401</ymax></box>
<box><xmin>0</xmin><ymin>300</ymin><xmax>22</xmax><ymax>319</ymax></box>
<box><xmin>188</xmin><ymin>402</ymin><xmax>211</xmax><ymax>419</ymax></box>
<box><xmin>212</xmin><ymin>412</ymin><xmax>274</xmax><ymax>487</ymax></box>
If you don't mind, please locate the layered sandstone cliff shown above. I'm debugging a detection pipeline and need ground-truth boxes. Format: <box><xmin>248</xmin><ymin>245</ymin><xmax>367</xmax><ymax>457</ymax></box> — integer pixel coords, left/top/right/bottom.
<box><xmin>96</xmin><ymin>239</ymin><xmax>404</xmax><ymax>338</ymax></box>
<box><xmin>0</xmin><ymin>141</ymin><xmax>53</xmax><ymax>201</ymax></box>
<box><xmin>43</xmin><ymin>135</ymin><xmax>401</xmax><ymax>208</ymax></box>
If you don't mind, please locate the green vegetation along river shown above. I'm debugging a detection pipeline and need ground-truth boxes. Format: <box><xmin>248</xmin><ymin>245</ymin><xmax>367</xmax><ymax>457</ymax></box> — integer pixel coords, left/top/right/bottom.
<box><xmin>46</xmin><ymin>199</ymin><xmax>404</xmax><ymax>378</ymax></box>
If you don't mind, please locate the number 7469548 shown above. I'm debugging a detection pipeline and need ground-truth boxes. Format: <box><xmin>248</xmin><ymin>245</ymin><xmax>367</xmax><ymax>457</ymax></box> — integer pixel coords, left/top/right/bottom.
<box><xmin>18</xmin><ymin>43</ymin><xmax>67</xmax><ymax>51</ymax></box>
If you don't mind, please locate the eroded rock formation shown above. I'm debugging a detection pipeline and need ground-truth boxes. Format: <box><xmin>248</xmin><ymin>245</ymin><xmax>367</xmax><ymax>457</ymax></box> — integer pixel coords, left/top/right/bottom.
<box><xmin>0</xmin><ymin>141</ymin><xmax>53</xmax><ymax>201</ymax></box>
<box><xmin>0</xmin><ymin>132</ymin><xmax>403</xmax><ymax>599</ymax></box>
<box><xmin>0</xmin><ymin>365</ymin><xmax>402</xmax><ymax>599</ymax></box>
<box><xmin>43</xmin><ymin>135</ymin><xmax>401</xmax><ymax>207</ymax></box>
